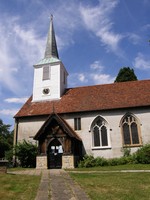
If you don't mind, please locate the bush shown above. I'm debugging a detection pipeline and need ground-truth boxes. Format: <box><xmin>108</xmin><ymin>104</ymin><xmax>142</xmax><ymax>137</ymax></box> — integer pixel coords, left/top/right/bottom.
<box><xmin>80</xmin><ymin>155</ymin><xmax>96</xmax><ymax>168</ymax></box>
<box><xmin>121</xmin><ymin>147</ymin><xmax>131</xmax><ymax>157</ymax></box>
<box><xmin>108</xmin><ymin>158</ymin><xmax>121</xmax><ymax>166</ymax></box>
<box><xmin>78</xmin><ymin>144</ymin><xmax>150</xmax><ymax>168</ymax></box>
<box><xmin>135</xmin><ymin>144</ymin><xmax>150</xmax><ymax>164</ymax></box>
<box><xmin>95</xmin><ymin>157</ymin><xmax>109</xmax><ymax>166</ymax></box>
<box><xmin>15</xmin><ymin>140</ymin><xmax>38</xmax><ymax>168</ymax></box>
<box><xmin>5</xmin><ymin>149</ymin><xmax>14</xmax><ymax>166</ymax></box>
<box><xmin>78</xmin><ymin>155</ymin><xmax>109</xmax><ymax>168</ymax></box>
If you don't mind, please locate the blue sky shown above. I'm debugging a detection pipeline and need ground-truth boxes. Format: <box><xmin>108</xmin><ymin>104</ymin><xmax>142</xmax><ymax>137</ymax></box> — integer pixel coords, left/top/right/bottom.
<box><xmin>0</xmin><ymin>0</ymin><xmax>150</xmax><ymax>128</ymax></box>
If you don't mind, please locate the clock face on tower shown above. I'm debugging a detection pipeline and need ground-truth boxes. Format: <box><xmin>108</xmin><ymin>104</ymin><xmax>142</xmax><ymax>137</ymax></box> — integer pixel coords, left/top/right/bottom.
<box><xmin>42</xmin><ymin>88</ymin><xmax>50</xmax><ymax>95</ymax></box>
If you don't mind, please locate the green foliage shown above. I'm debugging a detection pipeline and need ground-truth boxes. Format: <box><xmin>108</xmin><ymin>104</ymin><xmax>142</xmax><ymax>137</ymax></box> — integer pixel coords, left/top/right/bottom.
<box><xmin>0</xmin><ymin>119</ymin><xmax>13</xmax><ymax>158</ymax></box>
<box><xmin>5</xmin><ymin>149</ymin><xmax>14</xmax><ymax>165</ymax></box>
<box><xmin>114</xmin><ymin>67</ymin><xmax>138</xmax><ymax>82</ymax></box>
<box><xmin>78</xmin><ymin>155</ymin><xmax>96</xmax><ymax>168</ymax></box>
<box><xmin>134</xmin><ymin>144</ymin><xmax>150</xmax><ymax>164</ymax></box>
<box><xmin>78</xmin><ymin>155</ymin><xmax>109</xmax><ymax>168</ymax></box>
<box><xmin>78</xmin><ymin>144</ymin><xmax>150</xmax><ymax>168</ymax></box>
<box><xmin>95</xmin><ymin>157</ymin><xmax>109</xmax><ymax>166</ymax></box>
<box><xmin>121</xmin><ymin>147</ymin><xmax>131</xmax><ymax>157</ymax></box>
<box><xmin>15</xmin><ymin>140</ymin><xmax>38</xmax><ymax>168</ymax></box>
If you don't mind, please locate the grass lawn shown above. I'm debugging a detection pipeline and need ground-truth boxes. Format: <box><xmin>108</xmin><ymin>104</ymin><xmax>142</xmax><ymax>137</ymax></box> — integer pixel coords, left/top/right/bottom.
<box><xmin>0</xmin><ymin>173</ymin><xmax>41</xmax><ymax>200</ymax></box>
<box><xmin>69</xmin><ymin>165</ymin><xmax>150</xmax><ymax>200</ymax></box>
<box><xmin>68</xmin><ymin>164</ymin><xmax>150</xmax><ymax>171</ymax></box>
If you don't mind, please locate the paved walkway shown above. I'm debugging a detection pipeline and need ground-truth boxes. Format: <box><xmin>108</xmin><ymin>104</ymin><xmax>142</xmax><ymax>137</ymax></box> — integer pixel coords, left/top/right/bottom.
<box><xmin>8</xmin><ymin>169</ymin><xmax>90</xmax><ymax>200</ymax></box>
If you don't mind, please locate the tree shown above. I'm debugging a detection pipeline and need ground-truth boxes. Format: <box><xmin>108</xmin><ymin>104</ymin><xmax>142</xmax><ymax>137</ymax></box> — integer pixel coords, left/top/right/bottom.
<box><xmin>114</xmin><ymin>67</ymin><xmax>138</xmax><ymax>82</ymax></box>
<box><xmin>0</xmin><ymin>119</ymin><xmax>13</xmax><ymax>158</ymax></box>
<box><xmin>15</xmin><ymin>140</ymin><xmax>38</xmax><ymax>168</ymax></box>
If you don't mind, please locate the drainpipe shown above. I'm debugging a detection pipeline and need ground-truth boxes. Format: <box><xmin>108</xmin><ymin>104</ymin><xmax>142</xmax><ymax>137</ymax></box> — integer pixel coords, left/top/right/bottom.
<box><xmin>13</xmin><ymin>118</ymin><xmax>19</xmax><ymax>167</ymax></box>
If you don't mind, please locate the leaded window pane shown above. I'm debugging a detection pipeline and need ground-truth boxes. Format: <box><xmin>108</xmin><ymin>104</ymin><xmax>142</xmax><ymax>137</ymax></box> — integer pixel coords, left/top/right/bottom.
<box><xmin>123</xmin><ymin>123</ymin><xmax>131</xmax><ymax>144</ymax></box>
<box><xmin>97</xmin><ymin>119</ymin><xmax>102</xmax><ymax>127</ymax></box>
<box><xmin>74</xmin><ymin>118</ymin><xmax>81</xmax><ymax>130</ymax></box>
<box><xmin>93</xmin><ymin>126</ymin><xmax>100</xmax><ymax>146</ymax></box>
<box><xmin>131</xmin><ymin>123</ymin><xmax>139</xmax><ymax>144</ymax></box>
<box><xmin>101</xmin><ymin>126</ymin><xmax>108</xmax><ymax>146</ymax></box>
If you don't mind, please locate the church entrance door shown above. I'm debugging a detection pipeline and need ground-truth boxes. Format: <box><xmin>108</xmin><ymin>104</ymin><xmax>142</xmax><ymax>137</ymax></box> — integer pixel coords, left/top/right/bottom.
<box><xmin>47</xmin><ymin>139</ymin><xmax>63</xmax><ymax>169</ymax></box>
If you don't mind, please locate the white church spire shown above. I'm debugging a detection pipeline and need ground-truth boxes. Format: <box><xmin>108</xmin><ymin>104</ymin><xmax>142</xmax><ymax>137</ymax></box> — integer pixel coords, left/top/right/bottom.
<box><xmin>44</xmin><ymin>15</ymin><xmax>59</xmax><ymax>59</ymax></box>
<box><xmin>32</xmin><ymin>16</ymin><xmax>68</xmax><ymax>102</ymax></box>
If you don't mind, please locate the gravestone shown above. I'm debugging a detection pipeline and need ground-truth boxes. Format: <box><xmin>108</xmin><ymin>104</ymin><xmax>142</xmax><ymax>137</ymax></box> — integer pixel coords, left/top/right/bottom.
<box><xmin>0</xmin><ymin>160</ymin><xmax>8</xmax><ymax>173</ymax></box>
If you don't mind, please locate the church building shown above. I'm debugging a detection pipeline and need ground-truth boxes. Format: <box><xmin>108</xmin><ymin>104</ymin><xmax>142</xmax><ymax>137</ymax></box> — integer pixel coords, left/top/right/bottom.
<box><xmin>14</xmin><ymin>17</ymin><xmax>150</xmax><ymax>169</ymax></box>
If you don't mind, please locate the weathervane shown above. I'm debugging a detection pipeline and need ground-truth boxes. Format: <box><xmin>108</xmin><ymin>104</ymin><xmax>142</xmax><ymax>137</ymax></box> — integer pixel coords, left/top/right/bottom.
<box><xmin>51</xmin><ymin>14</ymin><xmax>53</xmax><ymax>21</ymax></box>
<box><xmin>48</xmin><ymin>14</ymin><xmax>53</xmax><ymax>21</ymax></box>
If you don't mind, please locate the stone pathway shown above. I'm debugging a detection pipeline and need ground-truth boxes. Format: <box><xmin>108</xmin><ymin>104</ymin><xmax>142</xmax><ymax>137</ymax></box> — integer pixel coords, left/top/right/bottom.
<box><xmin>8</xmin><ymin>169</ymin><xmax>90</xmax><ymax>200</ymax></box>
<box><xmin>35</xmin><ymin>169</ymin><xmax>50</xmax><ymax>200</ymax></box>
<box><xmin>50</xmin><ymin>169</ymin><xmax>89</xmax><ymax>200</ymax></box>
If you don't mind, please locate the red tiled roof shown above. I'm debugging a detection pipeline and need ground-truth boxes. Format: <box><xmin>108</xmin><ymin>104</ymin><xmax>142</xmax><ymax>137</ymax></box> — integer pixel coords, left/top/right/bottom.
<box><xmin>14</xmin><ymin>80</ymin><xmax>150</xmax><ymax>118</ymax></box>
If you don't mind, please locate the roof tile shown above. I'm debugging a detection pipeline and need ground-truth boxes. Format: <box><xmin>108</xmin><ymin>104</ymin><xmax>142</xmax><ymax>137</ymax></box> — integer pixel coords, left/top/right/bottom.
<box><xmin>14</xmin><ymin>80</ymin><xmax>150</xmax><ymax>118</ymax></box>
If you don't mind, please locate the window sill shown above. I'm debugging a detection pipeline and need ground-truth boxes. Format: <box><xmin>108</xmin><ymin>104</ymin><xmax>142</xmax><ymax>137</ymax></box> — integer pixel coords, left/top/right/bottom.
<box><xmin>92</xmin><ymin>146</ymin><xmax>112</xmax><ymax>150</ymax></box>
<box><xmin>123</xmin><ymin>144</ymin><xmax>142</xmax><ymax>148</ymax></box>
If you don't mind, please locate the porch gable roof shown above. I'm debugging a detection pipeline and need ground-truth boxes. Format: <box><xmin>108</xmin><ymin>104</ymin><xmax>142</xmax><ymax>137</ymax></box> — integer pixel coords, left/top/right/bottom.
<box><xmin>34</xmin><ymin>113</ymin><xmax>81</xmax><ymax>141</ymax></box>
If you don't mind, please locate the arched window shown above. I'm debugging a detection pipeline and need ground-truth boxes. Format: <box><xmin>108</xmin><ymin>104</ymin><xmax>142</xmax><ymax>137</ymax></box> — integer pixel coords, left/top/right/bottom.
<box><xmin>121</xmin><ymin>113</ymin><xmax>141</xmax><ymax>146</ymax></box>
<box><xmin>91</xmin><ymin>116</ymin><xmax>110</xmax><ymax>148</ymax></box>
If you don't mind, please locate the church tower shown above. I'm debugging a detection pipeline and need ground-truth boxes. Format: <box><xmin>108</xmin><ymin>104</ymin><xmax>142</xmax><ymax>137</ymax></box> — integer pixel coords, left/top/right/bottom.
<box><xmin>32</xmin><ymin>16</ymin><xmax>68</xmax><ymax>102</ymax></box>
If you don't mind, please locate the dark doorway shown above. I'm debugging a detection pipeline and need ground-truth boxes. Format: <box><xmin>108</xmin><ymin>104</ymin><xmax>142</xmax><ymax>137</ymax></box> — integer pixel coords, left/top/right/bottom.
<box><xmin>47</xmin><ymin>139</ymin><xmax>63</xmax><ymax>169</ymax></box>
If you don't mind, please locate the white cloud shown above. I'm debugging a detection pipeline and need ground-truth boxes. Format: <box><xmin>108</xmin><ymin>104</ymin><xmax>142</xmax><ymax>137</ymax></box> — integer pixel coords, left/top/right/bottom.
<box><xmin>90</xmin><ymin>73</ymin><xmax>115</xmax><ymax>84</ymax></box>
<box><xmin>0</xmin><ymin>14</ymin><xmax>45</xmax><ymax>95</ymax></box>
<box><xmin>68</xmin><ymin>72</ymin><xmax>88</xmax><ymax>87</ymax></box>
<box><xmin>79</xmin><ymin>0</ymin><xmax>123</xmax><ymax>54</ymax></box>
<box><xmin>0</xmin><ymin>109</ymin><xmax>18</xmax><ymax>116</ymax></box>
<box><xmin>134</xmin><ymin>53</ymin><xmax>150</xmax><ymax>70</ymax></box>
<box><xmin>68</xmin><ymin>60</ymin><xmax>115</xmax><ymax>86</ymax></box>
<box><xmin>90</xmin><ymin>61</ymin><xmax>104</xmax><ymax>71</ymax></box>
<box><xmin>5</xmin><ymin>97</ymin><xmax>28</xmax><ymax>103</ymax></box>
<box><xmin>78</xmin><ymin>73</ymin><xmax>88</xmax><ymax>82</ymax></box>
<box><xmin>13</xmin><ymin>24</ymin><xmax>45</xmax><ymax>65</ymax></box>
<box><xmin>128</xmin><ymin>33</ymin><xmax>141</xmax><ymax>45</ymax></box>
